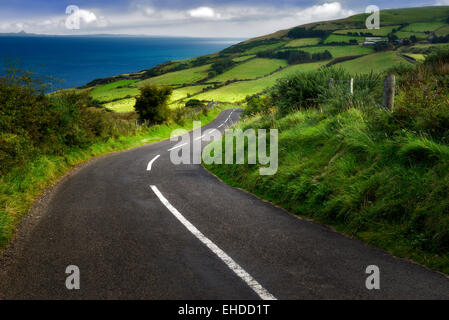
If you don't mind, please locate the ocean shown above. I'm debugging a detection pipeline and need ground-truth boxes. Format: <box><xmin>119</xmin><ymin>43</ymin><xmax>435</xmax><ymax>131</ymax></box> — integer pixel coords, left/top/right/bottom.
<box><xmin>0</xmin><ymin>36</ymin><xmax>244</xmax><ymax>89</ymax></box>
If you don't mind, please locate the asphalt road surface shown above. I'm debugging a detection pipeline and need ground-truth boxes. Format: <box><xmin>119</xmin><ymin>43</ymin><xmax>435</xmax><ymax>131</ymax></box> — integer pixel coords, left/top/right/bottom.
<box><xmin>1</xmin><ymin>108</ymin><xmax>449</xmax><ymax>300</ymax></box>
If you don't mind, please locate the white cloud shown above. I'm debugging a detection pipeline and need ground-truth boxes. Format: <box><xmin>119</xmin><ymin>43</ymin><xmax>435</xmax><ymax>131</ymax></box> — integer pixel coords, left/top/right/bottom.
<box><xmin>0</xmin><ymin>2</ymin><xmax>358</xmax><ymax>37</ymax></box>
<box><xmin>435</xmin><ymin>0</ymin><xmax>449</xmax><ymax>4</ymax></box>
<box><xmin>77</xmin><ymin>9</ymin><xmax>98</xmax><ymax>24</ymax></box>
<box><xmin>188</xmin><ymin>7</ymin><xmax>220</xmax><ymax>19</ymax></box>
<box><xmin>296</xmin><ymin>2</ymin><xmax>355</xmax><ymax>22</ymax></box>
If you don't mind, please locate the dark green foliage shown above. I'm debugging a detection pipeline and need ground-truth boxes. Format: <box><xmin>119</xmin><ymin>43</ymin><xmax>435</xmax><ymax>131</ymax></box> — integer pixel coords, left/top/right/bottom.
<box><xmin>210</xmin><ymin>57</ymin><xmax>235</xmax><ymax>75</ymax></box>
<box><xmin>191</xmin><ymin>56</ymin><xmax>212</xmax><ymax>67</ymax></box>
<box><xmin>257</xmin><ymin>49</ymin><xmax>332</xmax><ymax>65</ymax></box>
<box><xmin>374</xmin><ymin>41</ymin><xmax>394</xmax><ymax>52</ymax></box>
<box><xmin>287</xmin><ymin>27</ymin><xmax>328</xmax><ymax>39</ymax></box>
<box><xmin>243</xmin><ymin>95</ymin><xmax>270</xmax><ymax>117</ymax></box>
<box><xmin>432</xmin><ymin>35</ymin><xmax>449</xmax><ymax>44</ymax></box>
<box><xmin>185</xmin><ymin>99</ymin><xmax>205</xmax><ymax>108</ymax></box>
<box><xmin>134</xmin><ymin>85</ymin><xmax>172</xmax><ymax>124</ymax></box>
<box><xmin>270</xmin><ymin>68</ymin><xmax>348</xmax><ymax>115</ymax></box>
<box><xmin>0</xmin><ymin>66</ymin><xmax>138</xmax><ymax>175</ymax></box>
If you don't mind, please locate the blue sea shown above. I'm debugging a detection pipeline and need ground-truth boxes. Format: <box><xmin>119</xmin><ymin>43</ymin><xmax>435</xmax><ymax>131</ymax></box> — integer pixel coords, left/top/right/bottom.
<box><xmin>0</xmin><ymin>36</ymin><xmax>244</xmax><ymax>89</ymax></box>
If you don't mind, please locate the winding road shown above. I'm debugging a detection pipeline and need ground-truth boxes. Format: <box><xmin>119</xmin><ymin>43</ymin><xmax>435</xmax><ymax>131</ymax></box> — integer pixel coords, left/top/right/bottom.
<box><xmin>1</xmin><ymin>108</ymin><xmax>449</xmax><ymax>299</ymax></box>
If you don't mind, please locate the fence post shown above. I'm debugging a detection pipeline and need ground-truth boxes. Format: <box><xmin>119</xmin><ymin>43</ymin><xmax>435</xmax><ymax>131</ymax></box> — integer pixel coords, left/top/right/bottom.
<box><xmin>329</xmin><ymin>78</ymin><xmax>334</xmax><ymax>91</ymax></box>
<box><xmin>383</xmin><ymin>74</ymin><xmax>395</xmax><ymax>110</ymax></box>
<box><xmin>350</xmin><ymin>78</ymin><xmax>354</xmax><ymax>95</ymax></box>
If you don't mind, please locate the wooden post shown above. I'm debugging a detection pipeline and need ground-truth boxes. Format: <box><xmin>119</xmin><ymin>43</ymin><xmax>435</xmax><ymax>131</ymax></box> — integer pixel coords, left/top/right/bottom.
<box><xmin>329</xmin><ymin>78</ymin><xmax>334</xmax><ymax>91</ymax></box>
<box><xmin>350</xmin><ymin>78</ymin><xmax>354</xmax><ymax>95</ymax></box>
<box><xmin>383</xmin><ymin>74</ymin><xmax>395</xmax><ymax>110</ymax></box>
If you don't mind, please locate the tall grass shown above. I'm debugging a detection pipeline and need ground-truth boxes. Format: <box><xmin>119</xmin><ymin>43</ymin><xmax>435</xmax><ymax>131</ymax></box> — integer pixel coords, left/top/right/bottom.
<box><xmin>206</xmin><ymin>50</ymin><xmax>449</xmax><ymax>274</ymax></box>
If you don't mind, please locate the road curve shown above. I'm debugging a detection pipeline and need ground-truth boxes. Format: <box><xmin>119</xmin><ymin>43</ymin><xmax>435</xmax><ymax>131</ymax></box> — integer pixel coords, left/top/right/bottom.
<box><xmin>1</xmin><ymin>108</ymin><xmax>449</xmax><ymax>300</ymax></box>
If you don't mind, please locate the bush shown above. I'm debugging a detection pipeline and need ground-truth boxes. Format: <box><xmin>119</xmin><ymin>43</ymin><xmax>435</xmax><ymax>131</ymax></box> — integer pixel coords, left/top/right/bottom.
<box><xmin>270</xmin><ymin>67</ymin><xmax>349</xmax><ymax>116</ymax></box>
<box><xmin>243</xmin><ymin>95</ymin><xmax>271</xmax><ymax>117</ymax></box>
<box><xmin>185</xmin><ymin>99</ymin><xmax>205</xmax><ymax>108</ymax></box>
<box><xmin>0</xmin><ymin>66</ymin><xmax>140</xmax><ymax>175</ymax></box>
<box><xmin>211</xmin><ymin>57</ymin><xmax>234</xmax><ymax>75</ymax></box>
<box><xmin>134</xmin><ymin>85</ymin><xmax>172</xmax><ymax>124</ymax></box>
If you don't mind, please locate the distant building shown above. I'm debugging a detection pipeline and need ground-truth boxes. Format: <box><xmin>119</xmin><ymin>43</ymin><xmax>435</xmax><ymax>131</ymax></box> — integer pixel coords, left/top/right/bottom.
<box><xmin>363</xmin><ymin>37</ymin><xmax>388</xmax><ymax>46</ymax></box>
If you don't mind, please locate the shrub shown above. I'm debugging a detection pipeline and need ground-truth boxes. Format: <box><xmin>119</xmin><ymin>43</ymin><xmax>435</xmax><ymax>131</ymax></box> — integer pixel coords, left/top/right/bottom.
<box><xmin>270</xmin><ymin>67</ymin><xmax>349</xmax><ymax>116</ymax></box>
<box><xmin>185</xmin><ymin>99</ymin><xmax>205</xmax><ymax>108</ymax></box>
<box><xmin>134</xmin><ymin>85</ymin><xmax>172</xmax><ymax>124</ymax></box>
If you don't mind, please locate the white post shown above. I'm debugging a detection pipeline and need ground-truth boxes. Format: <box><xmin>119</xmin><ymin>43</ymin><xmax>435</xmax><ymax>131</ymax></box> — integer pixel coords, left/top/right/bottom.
<box><xmin>350</xmin><ymin>78</ymin><xmax>354</xmax><ymax>95</ymax></box>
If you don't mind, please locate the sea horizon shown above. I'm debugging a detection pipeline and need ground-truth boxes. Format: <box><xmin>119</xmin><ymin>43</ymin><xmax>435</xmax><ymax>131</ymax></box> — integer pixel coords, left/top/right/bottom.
<box><xmin>0</xmin><ymin>35</ymin><xmax>245</xmax><ymax>90</ymax></box>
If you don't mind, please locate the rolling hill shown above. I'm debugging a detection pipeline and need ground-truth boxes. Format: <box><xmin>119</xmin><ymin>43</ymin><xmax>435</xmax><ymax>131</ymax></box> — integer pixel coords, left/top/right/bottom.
<box><xmin>79</xmin><ymin>6</ymin><xmax>449</xmax><ymax>112</ymax></box>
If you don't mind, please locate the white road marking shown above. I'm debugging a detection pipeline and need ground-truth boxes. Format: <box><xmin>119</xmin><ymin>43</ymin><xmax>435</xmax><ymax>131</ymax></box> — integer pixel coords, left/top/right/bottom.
<box><xmin>147</xmin><ymin>155</ymin><xmax>161</xmax><ymax>171</ymax></box>
<box><xmin>150</xmin><ymin>185</ymin><xmax>277</xmax><ymax>301</ymax></box>
<box><xmin>168</xmin><ymin>142</ymin><xmax>188</xmax><ymax>152</ymax></box>
<box><xmin>194</xmin><ymin>129</ymin><xmax>219</xmax><ymax>141</ymax></box>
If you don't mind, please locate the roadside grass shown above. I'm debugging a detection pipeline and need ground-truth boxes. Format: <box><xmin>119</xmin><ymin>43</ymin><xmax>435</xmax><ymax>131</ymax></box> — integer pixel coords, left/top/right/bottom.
<box><xmin>0</xmin><ymin>105</ymin><xmax>235</xmax><ymax>250</ymax></box>
<box><xmin>300</xmin><ymin>45</ymin><xmax>374</xmax><ymax>58</ymax></box>
<box><xmin>324</xmin><ymin>34</ymin><xmax>364</xmax><ymax>44</ymax></box>
<box><xmin>136</xmin><ymin>64</ymin><xmax>211</xmax><ymax>87</ymax></box>
<box><xmin>402</xmin><ymin>22</ymin><xmax>447</xmax><ymax>33</ymax></box>
<box><xmin>209</xmin><ymin>58</ymin><xmax>288</xmax><ymax>83</ymax></box>
<box><xmin>333</xmin><ymin>25</ymin><xmax>399</xmax><ymax>36</ymax></box>
<box><xmin>285</xmin><ymin>38</ymin><xmax>321</xmax><ymax>47</ymax></box>
<box><xmin>336</xmin><ymin>51</ymin><xmax>411</xmax><ymax>74</ymax></box>
<box><xmin>194</xmin><ymin>61</ymin><xmax>326</xmax><ymax>102</ymax></box>
<box><xmin>205</xmin><ymin>108</ymin><xmax>449</xmax><ymax>274</ymax></box>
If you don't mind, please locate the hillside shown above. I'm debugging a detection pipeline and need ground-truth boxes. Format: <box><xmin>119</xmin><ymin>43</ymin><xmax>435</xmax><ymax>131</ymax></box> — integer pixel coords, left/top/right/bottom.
<box><xmin>79</xmin><ymin>6</ymin><xmax>449</xmax><ymax>113</ymax></box>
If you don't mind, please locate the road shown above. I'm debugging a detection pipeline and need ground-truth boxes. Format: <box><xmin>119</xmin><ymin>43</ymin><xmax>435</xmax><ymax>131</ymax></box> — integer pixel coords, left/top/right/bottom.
<box><xmin>1</xmin><ymin>108</ymin><xmax>449</xmax><ymax>300</ymax></box>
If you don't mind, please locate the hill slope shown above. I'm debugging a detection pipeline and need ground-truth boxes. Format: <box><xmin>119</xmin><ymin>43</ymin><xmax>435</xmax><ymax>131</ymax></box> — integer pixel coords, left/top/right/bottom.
<box><xmin>80</xmin><ymin>6</ymin><xmax>449</xmax><ymax>112</ymax></box>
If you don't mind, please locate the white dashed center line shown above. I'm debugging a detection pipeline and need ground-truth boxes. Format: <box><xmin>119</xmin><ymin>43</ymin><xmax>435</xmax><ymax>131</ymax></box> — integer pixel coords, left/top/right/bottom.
<box><xmin>150</xmin><ymin>185</ymin><xmax>277</xmax><ymax>301</ymax></box>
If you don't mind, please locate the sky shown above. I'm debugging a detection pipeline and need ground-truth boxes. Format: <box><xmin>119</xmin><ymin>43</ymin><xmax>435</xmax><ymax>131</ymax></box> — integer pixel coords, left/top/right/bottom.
<box><xmin>0</xmin><ymin>0</ymin><xmax>448</xmax><ymax>37</ymax></box>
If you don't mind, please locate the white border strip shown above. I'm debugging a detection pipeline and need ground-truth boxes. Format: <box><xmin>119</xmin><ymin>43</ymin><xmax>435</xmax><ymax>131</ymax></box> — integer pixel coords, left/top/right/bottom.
<box><xmin>150</xmin><ymin>185</ymin><xmax>277</xmax><ymax>300</ymax></box>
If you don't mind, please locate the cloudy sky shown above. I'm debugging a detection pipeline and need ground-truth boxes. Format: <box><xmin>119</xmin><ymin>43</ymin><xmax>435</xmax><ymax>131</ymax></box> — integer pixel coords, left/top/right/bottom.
<box><xmin>0</xmin><ymin>0</ymin><xmax>447</xmax><ymax>37</ymax></box>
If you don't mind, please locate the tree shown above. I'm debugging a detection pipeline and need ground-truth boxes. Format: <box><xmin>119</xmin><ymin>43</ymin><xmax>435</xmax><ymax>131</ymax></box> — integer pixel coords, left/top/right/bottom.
<box><xmin>134</xmin><ymin>85</ymin><xmax>172</xmax><ymax>124</ymax></box>
<box><xmin>185</xmin><ymin>99</ymin><xmax>205</xmax><ymax>108</ymax></box>
<box><xmin>211</xmin><ymin>57</ymin><xmax>234</xmax><ymax>74</ymax></box>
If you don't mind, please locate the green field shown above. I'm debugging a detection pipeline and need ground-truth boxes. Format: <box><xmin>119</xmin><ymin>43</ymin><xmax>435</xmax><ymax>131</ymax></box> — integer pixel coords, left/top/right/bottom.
<box><xmin>333</xmin><ymin>25</ymin><xmax>399</xmax><ymax>36</ymax></box>
<box><xmin>405</xmin><ymin>53</ymin><xmax>426</xmax><ymax>61</ymax></box>
<box><xmin>324</xmin><ymin>34</ymin><xmax>364</xmax><ymax>44</ymax></box>
<box><xmin>137</xmin><ymin>64</ymin><xmax>211</xmax><ymax>87</ymax></box>
<box><xmin>232</xmin><ymin>55</ymin><xmax>256</xmax><ymax>62</ymax></box>
<box><xmin>435</xmin><ymin>25</ymin><xmax>449</xmax><ymax>36</ymax></box>
<box><xmin>194</xmin><ymin>61</ymin><xmax>325</xmax><ymax>102</ymax></box>
<box><xmin>285</xmin><ymin>38</ymin><xmax>321</xmax><ymax>47</ymax></box>
<box><xmin>243</xmin><ymin>42</ymin><xmax>286</xmax><ymax>54</ymax></box>
<box><xmin>170</xmin><ymin>85</ymin><xmax>209</xmax><ymax>101</ymax></box>
<box><xmin>402</xmin><ymin>22</ymin><xmax>447</xmax><ymax>32</ymax></box>
<box><xmin>300</xmin><ymin>45</ymin><xmax>373</xmax><ymax>58</ymax></box>
<box><xmin>103</xmin><ymin>97</ymin><xmax>136</xmax><ymax>112</ymax></box>
<box><xmin>210</xmin><ymin>58</ymin><xmax>288</xmax><ymax>83</ymax></box>
<box><xmin>90</xmin><ymin>80</ymin><xmax>139</xmax><ymax>102</ymax></box>
<box><xmin>394</xmin><ymin>31</ymin><xmax>428</xmax><ymax>39</ymax></box>
<box><xmin>337</xmin><ymin>51</ymin><xmax>411</xmax><ymax>74</ymax></box>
